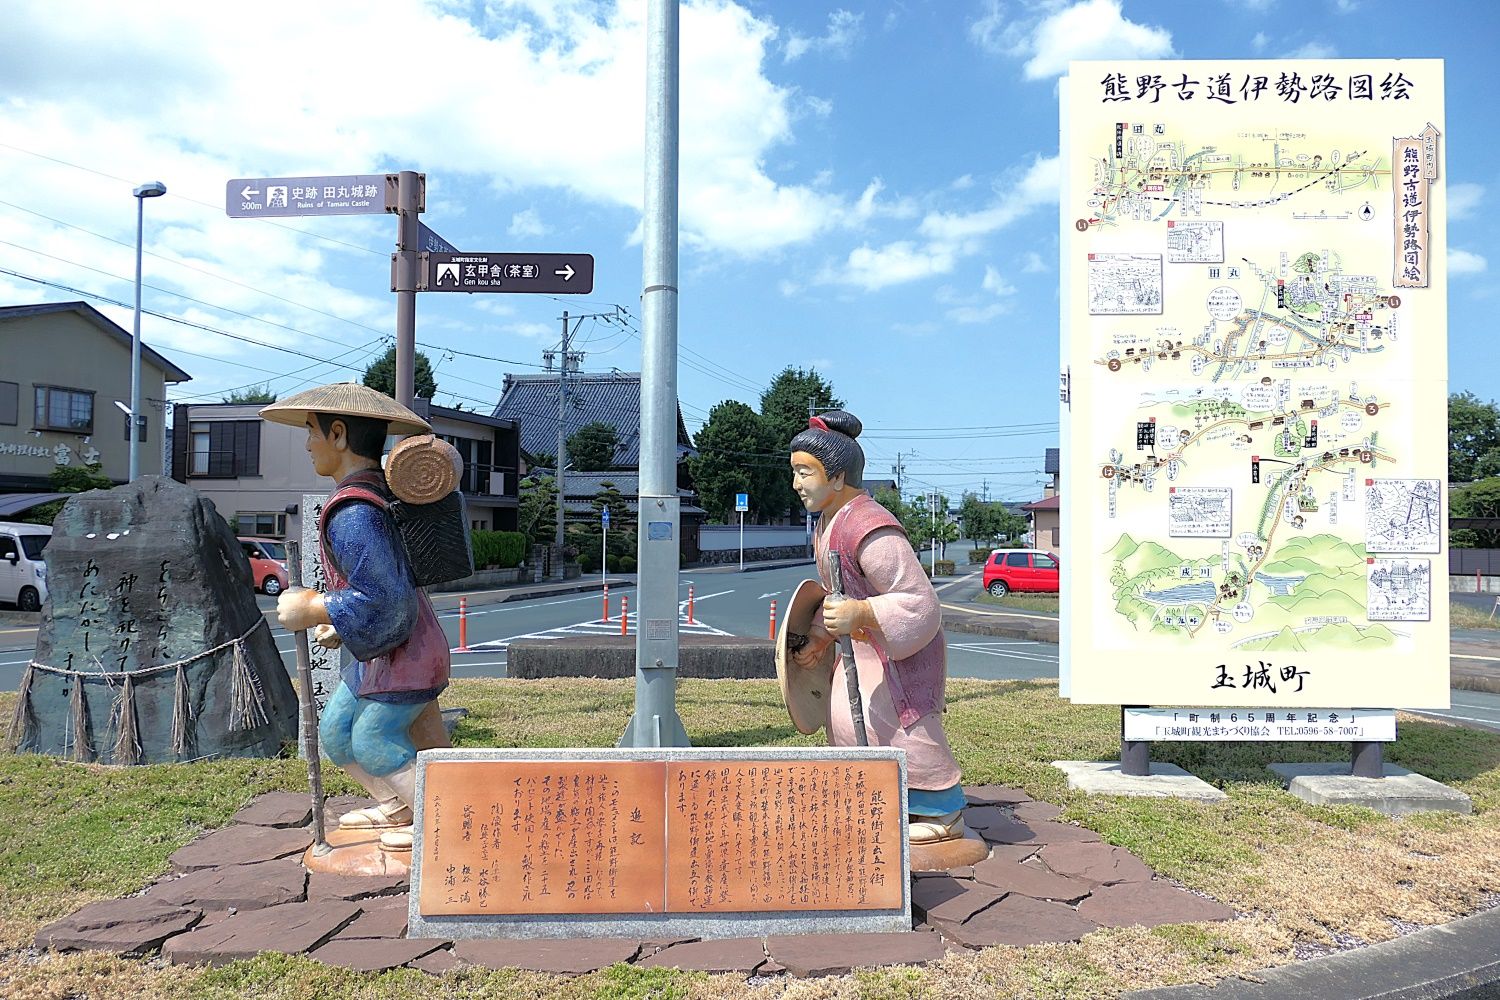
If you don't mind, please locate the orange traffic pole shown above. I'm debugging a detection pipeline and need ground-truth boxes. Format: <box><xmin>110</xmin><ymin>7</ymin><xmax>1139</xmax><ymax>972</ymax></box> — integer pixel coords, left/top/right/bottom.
<box><xmin>603</xmin><ymin>584</ymin><xmax>610</xmax><ymax>622</ymax></box>
<box><xmin>687</xmin><ymin>585</ymin><xmax>695</xmax><ymax>624</ymax></box>
<box><xmin>768</xmin><ymin>599</ymin><xmax>777</xmax><ymax>640</ymax></box>
<box><xmin>456</xmin><ymin>596</ymin><xmax>471</xmax><ymax>652</ymax></box>
<box><xmin>621</xmin><ymin>594</ymin><xmax>629</xmax><ymax>636</ymax></box>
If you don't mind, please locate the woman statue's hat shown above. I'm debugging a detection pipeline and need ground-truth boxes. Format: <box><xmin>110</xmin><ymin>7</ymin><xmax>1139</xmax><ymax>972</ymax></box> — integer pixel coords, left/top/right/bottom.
<box><xmin>259</xmin><ymin>382</ymin><xmax>432</xmax><ymax>437</ymax></box>
<box><xmin>775</xmin><ymin>578</ymin><xmax>836</xmax><ymax>735</ymax></box>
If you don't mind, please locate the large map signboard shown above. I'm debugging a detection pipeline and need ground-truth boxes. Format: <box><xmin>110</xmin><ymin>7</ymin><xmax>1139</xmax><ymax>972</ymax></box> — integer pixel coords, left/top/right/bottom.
<box><xmin>1063</xmin><ymin>59</ymin><xmax>1448</xmax><ymax>708</ymax></box>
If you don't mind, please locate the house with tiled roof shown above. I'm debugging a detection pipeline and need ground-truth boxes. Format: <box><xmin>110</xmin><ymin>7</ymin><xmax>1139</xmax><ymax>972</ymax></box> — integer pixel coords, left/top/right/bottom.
<box><xmin>491</xmin><ymin>370</ymin><xmax>695</xmax><ymax>471</ymax></box>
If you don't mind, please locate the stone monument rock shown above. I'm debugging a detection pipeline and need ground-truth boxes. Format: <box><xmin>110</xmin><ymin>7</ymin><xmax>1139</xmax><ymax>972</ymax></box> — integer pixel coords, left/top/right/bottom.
<box><xmin>10</xmin><ymin>476</ymin><xmax>298</xmax><ymax>763</ymax></box>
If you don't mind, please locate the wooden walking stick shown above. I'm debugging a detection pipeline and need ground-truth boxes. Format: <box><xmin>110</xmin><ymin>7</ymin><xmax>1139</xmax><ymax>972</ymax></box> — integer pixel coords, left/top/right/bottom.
<box><xmin>828</xmin><ymin>549</ymin><xmax>868</xmax><ymax>747</ymax></box>
<box><xmin>284</xmin><ymin>540</ymin><xmax>331</xmax><ymax>856</ymax></box>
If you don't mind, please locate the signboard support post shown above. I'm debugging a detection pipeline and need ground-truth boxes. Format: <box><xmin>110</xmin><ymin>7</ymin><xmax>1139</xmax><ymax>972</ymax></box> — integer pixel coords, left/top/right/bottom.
<box><xmin>394</xmin><ymin>170</ymin><xmax>422</xmax><ymax>409</ymax></box>
<box><xmin>1351</xmin><ymin>739</ymin><xmax>1384</xmax><ymax>779</ymax></box>
<box><xmin>1120</xmin><ymin>706</ymin><xmax>1150</xmax><ymax>777</ymax></box>
<box><xmin>738</xmin><ymin>509</ymin><xmax>744</xmax><ymax>571</ymax></box>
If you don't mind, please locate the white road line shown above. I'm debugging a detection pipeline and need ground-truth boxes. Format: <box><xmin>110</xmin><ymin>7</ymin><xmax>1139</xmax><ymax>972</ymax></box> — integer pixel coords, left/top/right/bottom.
<box><xmin>1451</xmin><ymin>653</ymin><xmax>1500</xmax><ymax>661</ymax></box>
<box><xmin>1408</xmin><ymin>711</ymin><xmax>1500</xmax><ymax>726</ymax></box>
<box><xmin>950</xmin><ymin>645</ymin><xmax>1059</xmax><ymax>663</ymax></box>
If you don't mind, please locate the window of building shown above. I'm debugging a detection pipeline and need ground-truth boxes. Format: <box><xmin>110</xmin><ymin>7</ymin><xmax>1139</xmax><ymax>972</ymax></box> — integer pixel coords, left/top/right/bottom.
<box><xmin>236</xmin><ymin>512</ymin><xmax>286</xmax><ymax>537</ymax></box>
<box><xmin>33</xmin><ymin>386</ymin><xmax>94</xmax><ymax>433</ymax></box>
<box><xmin>0</xmin><ymin>382</ymin><xmax>17</xmax><ymax>426</ymax></box>
<box><xmin>188</xmin><ymin>420</ymin><xmax>261</xmax><ymax>478</ymax></box>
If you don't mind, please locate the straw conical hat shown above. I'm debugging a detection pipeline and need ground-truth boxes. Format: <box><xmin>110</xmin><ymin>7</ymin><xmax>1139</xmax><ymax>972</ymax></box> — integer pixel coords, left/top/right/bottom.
<box><xmin>259</xmin><ymin>383</ymin><xmax>431</xmax><ymax>436</ymax></box>
<box><xmin>775</xmin><ymin>578</ymin><xmax>835</xmax><ymax>735</ymax></box>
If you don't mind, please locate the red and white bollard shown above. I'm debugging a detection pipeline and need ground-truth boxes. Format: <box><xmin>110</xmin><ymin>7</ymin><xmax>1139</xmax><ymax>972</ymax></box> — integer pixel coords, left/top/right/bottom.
<box><xmin>687</xmin><ymin>585</ymin><xmax>695</xmax><ymax>624</ymax></box>
<box><xmin>456</xmin><ymin>596</ymin><xmax>471</xmax><ymax>652</ymax></box>
<box><xmin>620</xmin><ymin>594</ymin><xmax>629</xmax><ymax>636</ymax></box>
<box><xmin>602</xmin><ymin>584</ymin><xmax>610</xmax><ymax>623</ymax></box>
<box><xmin>768</xmin><ymin>598</ymin><xmax>777</xmax><ymax>640</ymax></box>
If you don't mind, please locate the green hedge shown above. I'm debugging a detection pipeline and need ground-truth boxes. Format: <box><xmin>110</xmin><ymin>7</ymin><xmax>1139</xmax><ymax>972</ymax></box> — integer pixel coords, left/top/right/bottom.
<box><xmin>968</xmin><ymin>548</ymin><xmax>994</xmax><ymax>563</ymax></box>
<box><xmin>470</xmin><ymin>530</ymin><xmax>527</xmax><ymax>569</ymax></box>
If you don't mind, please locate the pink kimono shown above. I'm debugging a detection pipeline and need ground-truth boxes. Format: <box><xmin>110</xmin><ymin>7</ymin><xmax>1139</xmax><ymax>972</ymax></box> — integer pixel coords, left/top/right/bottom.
<box><xmin>813</xmin><ymin>493</ymin><xmax>962</xmax><ymax>793</ymax></box>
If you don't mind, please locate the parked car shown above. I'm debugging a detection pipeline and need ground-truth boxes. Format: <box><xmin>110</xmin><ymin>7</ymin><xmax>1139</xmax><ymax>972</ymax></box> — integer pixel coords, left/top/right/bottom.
<box><xmin>239</xmin><ymin>537</ymin><xmax>290</xmax><ymax>596</ymax></box>
<box><xmin>0</xmin><ymin>523</ymin><xmax>51</xmax><ymax>612</ymax></box>
<box><xmin>982</xmin><ymin>548</ymin><xmax>1060</xmax><ymax>597</ymax></box>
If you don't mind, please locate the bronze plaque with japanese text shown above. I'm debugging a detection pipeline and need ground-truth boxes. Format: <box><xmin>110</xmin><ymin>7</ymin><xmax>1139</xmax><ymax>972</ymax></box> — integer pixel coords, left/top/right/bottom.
<box><xmin>417</xmin><ymin>758</ymin><xmax>904</xmax><ymax>916</ymax></box>
<box><xmin>665</xmin><ymin>760</ymin><xmax>903</xmax><ymax>912</ymax></box>
<box><xmin>419</xmin><ymin>760</ymin><xmax>668</xmax><ymax>916</ymax></box>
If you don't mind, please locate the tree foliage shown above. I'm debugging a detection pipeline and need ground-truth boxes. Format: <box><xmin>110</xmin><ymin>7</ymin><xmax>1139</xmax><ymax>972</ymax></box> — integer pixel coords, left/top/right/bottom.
<box><xmin>687</xmin><ymin>400</ymin><xmax>782</xmax><ymax>523</ymax></box>
<box><xmin>760</xmin><ymin>367</ymin><xmax>845</xmax><ymax>455</ymax></box>
<box><xmin>1450</xmin><ymin>477</ymin><xmax>1500</xmax><ymax>548</ymax></box>
<box><xmin>362</xmin><ymin>346</ymin><xmax>438</xmax><ymax>400</ymax></box>
<box><xmin>957</xmin><ymin>491</ymin><xmax>1027</xmax><ymax>545</ymax></box>
<box><xmin>20</xmin><ymin>463</ymin><xmax>115</xmax><ymax>525</ymax></box>
<box><xmin>758</xmin><ymin>367</ymin><xmax>844</xmax><ymax>521</ymax></box>
<box><xmin>221</xmin><ymin>384</ymin><xmax>277</xmax><ymax>404</ymax></box>
<box><xmin>565</xmin><ymin>421</ymin><xmax>619</xmax><ymax>471</ymax></box>
<box><xmin>517</xmin><ymin>473</ymin><xmax>558</xmax><ymax>546</ymax></box>
<box><xmin>1449</xmin><ymin>391</ymin><xmax>1500</xmax><ymax>483</ymax></box>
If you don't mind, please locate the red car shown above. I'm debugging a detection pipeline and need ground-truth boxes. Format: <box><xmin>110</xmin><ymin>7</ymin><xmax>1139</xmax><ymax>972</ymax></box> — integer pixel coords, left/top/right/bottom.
<box><xmin>239</xmin><ymin>537</ymin><xmax>290</xmax><ymax>596</ymax></box>
<box><xmin>982</xmin><ymin>549</ymin><xmax>1060</xmax><ymax>597</ymax></box>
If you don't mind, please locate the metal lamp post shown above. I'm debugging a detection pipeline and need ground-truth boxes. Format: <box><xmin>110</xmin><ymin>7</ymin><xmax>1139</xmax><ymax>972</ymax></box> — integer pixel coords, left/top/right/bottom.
<box><xmin>129</xmin><ymin>181</ymin><xmax>167</xmax><ymax>482</ymax></box>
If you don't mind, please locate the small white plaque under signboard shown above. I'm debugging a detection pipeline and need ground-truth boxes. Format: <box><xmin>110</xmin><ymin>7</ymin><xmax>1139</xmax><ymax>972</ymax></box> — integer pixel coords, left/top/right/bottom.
<box><xmin>1123</xmin><ymin>708</ymin><xmax>1396</xmax><ymax>743</ymax></box>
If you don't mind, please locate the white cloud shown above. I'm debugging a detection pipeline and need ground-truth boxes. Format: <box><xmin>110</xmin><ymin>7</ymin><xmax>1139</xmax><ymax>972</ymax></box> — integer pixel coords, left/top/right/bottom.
<box><xmin>1285</xmin><ymin>41</ymin><xmax>1338</xmax><ymax>59</ymax></box>
<box><xmin>508</xmin><ymin>208</ymin><xmax>548</xmax><ymax>238</ymax></box>
<box><xmin>971</xmin><ymin>0</ymin><xmax>1174</xmax><ymax>79</ymax></box>
<box><xmin>950</xmin><ymin>174</ymin><xmax>975</xmax><ymax>191</ymax></box>
<box><xmin>918</xmin><ymin>155</ymin><xmax>1060</xmax><ymax>244</ymax></box>
<box><xmin>817</xmin><ymin>154</ymin><xmax>1057</xmax><ymax>292</ymax></box>
<box><xmin>828</xmin><ymin>241</ymin><xmax>956</xmax><ymax>291</ymax></box>
<box><xmin>1251</xmin><ymin>31</ymin><xmax>1270</xmax><ymax>51</ymax></box>
<box><xmin>982</xmin><ymin>265</ymin><xmax>1016</xmax><ymax>296</ymax></box>
<box><xmin>1449</xmin><ymin>183</ymin><xmax>1483</xmax><ymax>221</ymax></box>
<box><xmin>784</xmin><ymin>9</ymin><xmax>862</xmax><ymax>62</ymax></box>
<box><xmin>1020</xmin><ymin>251</ymin><xmax>1048</xmax><ymax>273</ymax></box>
<box><xmin>1226</xmin><ymin>0</ymin><xmax>1275</xmax><ymax>9</ymax></box>
<box><xmin>1451</xmin><ymin>250</ymin><xmax>1488</xmax><ymax>276</ymax></box>
<box><xmin>0</xmin><ymin>0</ymin><xmax>870</xmax><ymax>275</ymax></box>
<box><xmin>1333</xmin><ymin>0</ymin><xmax>1359</xmax><ymax>11</ymax></box>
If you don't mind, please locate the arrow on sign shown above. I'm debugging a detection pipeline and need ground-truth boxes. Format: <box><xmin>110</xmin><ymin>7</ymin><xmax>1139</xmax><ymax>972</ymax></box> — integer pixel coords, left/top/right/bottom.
<box><xmin>241</xmin><ymin>185</ymin><xmax>260</xmax><ymax>200</ymax></box>
<box><xmin>555</xmin><ymin>264</ymin><xmax>575</xmax><ymax>281</ymax></box>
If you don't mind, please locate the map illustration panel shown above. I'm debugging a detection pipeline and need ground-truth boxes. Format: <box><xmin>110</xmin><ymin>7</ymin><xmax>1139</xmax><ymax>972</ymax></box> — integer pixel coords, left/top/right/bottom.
<box><xmin>1063</xmin><ymin>59</ymin><xmax>1448</xmax><ymax>708</ymax></box>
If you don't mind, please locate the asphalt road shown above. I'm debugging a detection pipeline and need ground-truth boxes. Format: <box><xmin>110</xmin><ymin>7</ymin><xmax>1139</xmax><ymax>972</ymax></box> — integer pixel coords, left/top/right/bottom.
<box><xmin>1</xmin><ymin>561</ymin><xmax>1495</xmax><ymax>732</ymax></box>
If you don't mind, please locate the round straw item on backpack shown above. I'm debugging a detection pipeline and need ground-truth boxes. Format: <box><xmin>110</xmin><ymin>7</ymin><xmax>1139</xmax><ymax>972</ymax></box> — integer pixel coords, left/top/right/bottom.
<box><xmin>385</xmin><ymin>434</ymin><xmax>463</xmax><ymax>504</ymax></box>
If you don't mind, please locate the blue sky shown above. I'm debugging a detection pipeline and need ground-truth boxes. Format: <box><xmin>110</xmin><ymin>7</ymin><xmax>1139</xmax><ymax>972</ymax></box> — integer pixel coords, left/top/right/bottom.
<box><xmin>1</xmin><ymin>0</ymin><xmax>1494</xmax><ymax>505</ymax></box>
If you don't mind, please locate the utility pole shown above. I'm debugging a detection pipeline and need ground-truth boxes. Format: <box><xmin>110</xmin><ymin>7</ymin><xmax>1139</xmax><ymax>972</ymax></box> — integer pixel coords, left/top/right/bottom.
<box><xmin>892</xmin><ymin>452</ymin><xmax>906</xmax><ymax>494</ymax></box>
<box><xmin>621</xmin><ymin>0</ymin><xmax>690</xmax><ymax>749</ymax></box>
<box><xmin>553</xmin><ymin>310</ymin><xmax>583</xmax><ymax>578</ymax></box>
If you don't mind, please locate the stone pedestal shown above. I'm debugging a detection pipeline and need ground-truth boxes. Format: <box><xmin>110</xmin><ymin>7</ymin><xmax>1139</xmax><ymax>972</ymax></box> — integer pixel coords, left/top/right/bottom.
<box><xmin>1268</xmin><ymin>762</ymin><xmax>1472</xmax><ymax>817</ymax></box>
<box><xmin>1052</xmin><ymin>761</ymin><xmax>1228</xmax><ymax>802</ymax></box>
<box><xmin>909</xmin><ymin>830</ymin><xmax>990</xmax><ymax>872</ymax></box>
<box><xmin>303</xmin><ymin>828</ymin><xmax>411</xmax><ymax>878</ymax></box>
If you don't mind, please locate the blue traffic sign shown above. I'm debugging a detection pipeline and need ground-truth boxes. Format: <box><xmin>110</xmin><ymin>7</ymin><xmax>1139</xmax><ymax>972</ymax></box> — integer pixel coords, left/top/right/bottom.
<box><xmin>601</xmin><ymin>508</ymin><xmax>611</xmax><ymax>527</ymax></box>
<box><xmin>735</xmin><ymin>493</ymin><xmax>749</xmax><ymax>512</ymax></box>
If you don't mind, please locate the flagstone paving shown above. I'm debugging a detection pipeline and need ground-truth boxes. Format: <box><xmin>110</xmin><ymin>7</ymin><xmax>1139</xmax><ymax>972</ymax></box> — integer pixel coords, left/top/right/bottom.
<box><xmin>33</xmin><ymin>786</ymin><xmax>1238</xmax><ymax>977</ymax></box>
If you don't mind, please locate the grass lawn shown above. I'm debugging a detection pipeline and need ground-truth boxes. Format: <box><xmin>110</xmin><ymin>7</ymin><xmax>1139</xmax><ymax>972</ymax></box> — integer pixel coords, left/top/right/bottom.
<box><xmin>1</xmin><ymin>678</ymin><xmax>1497</xmax><ymax>1000</ymax></box>
<box><xmin>1451</xmin><ymin>601</ymin><xmax>1500</xmax><ymax>631</ymax></box>
<box><xmin>974</xmin><ymin>592</ymin><xmax>1061</xmax><ymax>614</ymax></box>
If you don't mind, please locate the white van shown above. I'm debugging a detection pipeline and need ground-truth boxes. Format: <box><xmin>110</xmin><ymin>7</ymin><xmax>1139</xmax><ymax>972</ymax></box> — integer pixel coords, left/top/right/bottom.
<box><xmin>0</xmin><ymin>524</ymin><xmax>51</xmax><ymax>612</ymax></box>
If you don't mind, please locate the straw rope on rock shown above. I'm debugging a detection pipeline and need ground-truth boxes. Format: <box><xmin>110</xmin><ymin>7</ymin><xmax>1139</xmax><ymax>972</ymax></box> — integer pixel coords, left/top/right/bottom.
<box><xmin>385</xmin><ymin>434</ymin><xmax>463</xmax><ymax>505</ymax></box>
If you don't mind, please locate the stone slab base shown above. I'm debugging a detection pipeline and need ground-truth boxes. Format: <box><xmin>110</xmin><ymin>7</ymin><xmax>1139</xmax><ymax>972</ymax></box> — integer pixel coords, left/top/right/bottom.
<box><xmin>303</xmin><ymin>828</ymin><xmax>411</xmax><ymax>877</ymax></box>
<box><xmin>1267</xmin><ymin>763</ymin><xmax>1472</xmax><ymax>817</ymax></box>
<box><xmin>507</xmin><ymin>636</ymin><xmax>774</xmax><ymax>679</ymax></box>
<box><xmin>910</xmin><ymin>831</ymin><xmax>990</xmax><ymax>872</ymax></box>
<box><xmin>1053</xmin><ymin>761</ymin><xmax>1228</xmax><ymax>802</ymax></box>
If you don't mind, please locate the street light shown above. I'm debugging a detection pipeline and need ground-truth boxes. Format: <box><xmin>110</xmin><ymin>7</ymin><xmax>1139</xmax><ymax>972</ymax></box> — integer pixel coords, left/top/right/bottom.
<box><xmin>129</xmin><ymin>180</ymin><xmax>167</xmax><ymax>482</ymax></box>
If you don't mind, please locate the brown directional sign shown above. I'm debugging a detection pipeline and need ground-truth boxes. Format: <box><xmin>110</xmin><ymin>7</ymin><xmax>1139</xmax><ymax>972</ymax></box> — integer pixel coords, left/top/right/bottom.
<box><xmin>418</xmin><ymin>758</ymin><xmax>903</xmax><ymax>916</ymax></box>
<box><xmin>421</xmin><ymin>252</ymin><xmax>594</xmax><ymax>295</ymax></box>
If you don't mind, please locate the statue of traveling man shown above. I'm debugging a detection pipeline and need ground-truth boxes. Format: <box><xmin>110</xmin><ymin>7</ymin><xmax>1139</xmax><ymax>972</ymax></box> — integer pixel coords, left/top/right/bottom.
<box><xmin>261</xmin><ymin>384</ymin><xmax>450</xmax><ymax>854</ymax></box>
<box><xmin>781</xmin><ymin>411</ymin><xmax>982</xmax><ymax>861</ymax></box>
